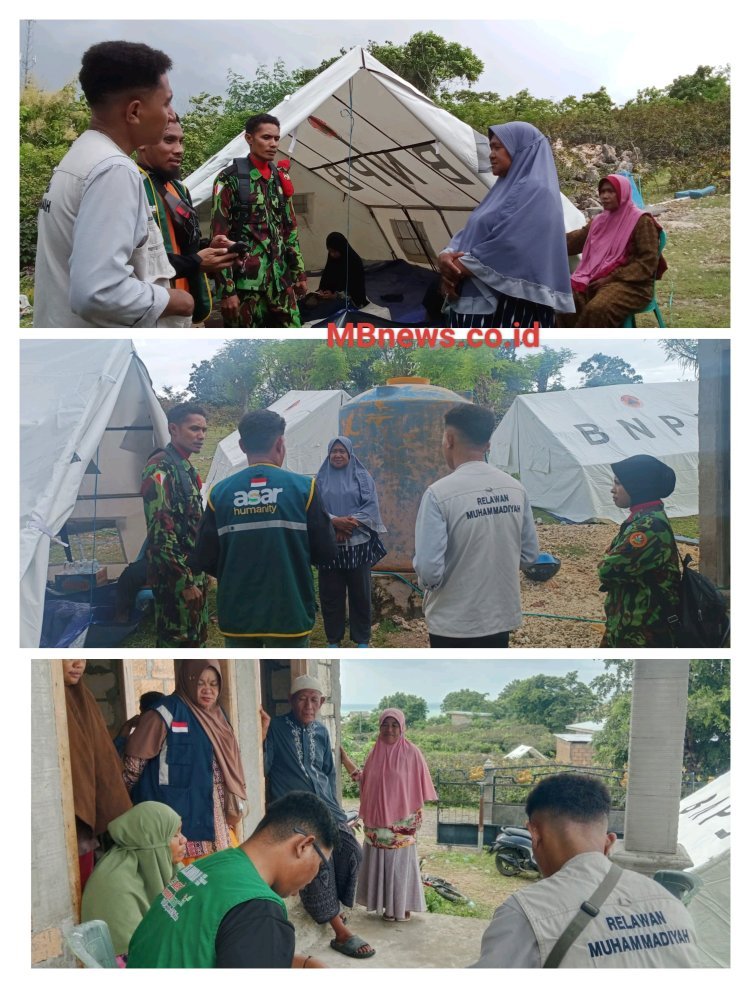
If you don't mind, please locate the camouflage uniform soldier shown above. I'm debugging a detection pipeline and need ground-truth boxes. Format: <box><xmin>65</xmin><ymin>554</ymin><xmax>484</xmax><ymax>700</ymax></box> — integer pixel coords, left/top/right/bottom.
<box><xmin>211</xmin><ymin>113</ymin><xmax>306</xmax><ymax>328</ymax></box>
<box><xmin>141</xmin><ymin>403</ymin><xmax>209</xmax><ymax>646</ymax></box>
<box><xmin>598</xmin><ymin>454</ymin><xmax>681</xmax><ymax>648</ymax></box>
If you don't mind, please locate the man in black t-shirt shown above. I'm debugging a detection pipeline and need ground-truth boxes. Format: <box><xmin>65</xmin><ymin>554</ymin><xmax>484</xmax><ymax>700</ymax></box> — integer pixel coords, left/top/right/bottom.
<box><xmin>128</xmin><ymin>792</ymin><xmax>336</xmax><ymax>967</ymax></box>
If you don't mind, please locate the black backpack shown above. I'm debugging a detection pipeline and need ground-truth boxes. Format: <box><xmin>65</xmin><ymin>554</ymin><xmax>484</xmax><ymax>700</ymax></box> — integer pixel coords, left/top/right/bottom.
<box><xmin>674</xmin><ymin>554</ymin><xmax>730</xmax><ymax>648</ymax></box>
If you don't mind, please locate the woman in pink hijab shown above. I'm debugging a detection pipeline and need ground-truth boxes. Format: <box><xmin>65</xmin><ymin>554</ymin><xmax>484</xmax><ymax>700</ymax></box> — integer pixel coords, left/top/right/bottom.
<box><xmin>561</xmin><ymin>173</ymin><xmax>666</xmax><ymax>327</ymax></box>
<box><xmin>355</xmin><ymin>709</ymin><xmax>437</xmax><ymax>922</ymax></box>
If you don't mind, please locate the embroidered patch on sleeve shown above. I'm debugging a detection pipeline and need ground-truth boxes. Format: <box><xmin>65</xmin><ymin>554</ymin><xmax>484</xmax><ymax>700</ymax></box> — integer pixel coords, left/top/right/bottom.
<box><xmin>628</xmin><ymin>532</ymin><xmax>648</xmax><ymax>549</ymax></box>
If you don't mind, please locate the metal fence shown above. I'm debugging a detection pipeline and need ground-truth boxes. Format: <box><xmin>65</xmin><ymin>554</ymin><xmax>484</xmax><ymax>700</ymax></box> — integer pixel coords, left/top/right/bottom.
<box><xmin>434</xmin><ymin>764</ymin><xmax>702</xmax><ymax>847</ymax></box>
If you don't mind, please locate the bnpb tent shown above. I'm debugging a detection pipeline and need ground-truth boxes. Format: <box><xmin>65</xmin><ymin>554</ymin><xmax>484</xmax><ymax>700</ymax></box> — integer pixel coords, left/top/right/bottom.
<box><xmin>20</xmin><ymin>341</ymin><xmax>167</xmax><ymax>648</ymax></box>
<box><xmin>678</xmin><ymin>773</ymin><xmax>730</xmax><ymax>967</ymax></box>
<box><xmin>204</xmin><ymin>389</ymin><xmax>351</xmax><ymax>493</ymax></box>
<box><xmin>186</xmin><ymin>47</ymin><xmax>584</xmax><ymax>272</ymax></box>
<box><xmin>489</xmin><ymin>382</ymin><xmax>698</xmax><ymax>522</ymax></box>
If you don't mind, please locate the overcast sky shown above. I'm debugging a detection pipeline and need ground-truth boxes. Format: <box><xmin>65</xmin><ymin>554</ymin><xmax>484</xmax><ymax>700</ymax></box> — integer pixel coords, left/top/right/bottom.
<box><xmin>133</xmin><ymin>337</ymin><xmax>699</xmax><ymax>395</ymax></box>
<box><xmin>340</xmin><ymin>658</ymin><xmax>603</xmax><ymax>705</ymax></box>
<box><xmin>20</xmin><ymin>14</ymin><xmax>731</xmax><ymax>112</ymax></box>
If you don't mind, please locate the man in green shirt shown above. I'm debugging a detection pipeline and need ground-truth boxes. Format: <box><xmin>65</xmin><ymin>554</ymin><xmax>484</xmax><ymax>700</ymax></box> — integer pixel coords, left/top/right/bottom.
<box><xmin>127</xmin><ymin>791</ymin><xmax>336</xmax><ymax>968</ymax></box>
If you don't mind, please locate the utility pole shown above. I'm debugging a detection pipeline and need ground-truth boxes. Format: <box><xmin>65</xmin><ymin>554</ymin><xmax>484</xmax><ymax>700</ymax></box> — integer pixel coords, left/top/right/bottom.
<box><xmin>21</xmin><ymin>20</ymin><xmax>35</xmax><ymax>88</ymax></box>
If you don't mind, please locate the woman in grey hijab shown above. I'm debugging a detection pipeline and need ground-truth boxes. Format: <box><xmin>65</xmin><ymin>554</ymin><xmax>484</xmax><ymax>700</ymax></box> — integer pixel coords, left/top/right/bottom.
<box><xmin>315</xmin><ymin>437</ymin><xmax>387</xmax><ymax>647</ymax></box>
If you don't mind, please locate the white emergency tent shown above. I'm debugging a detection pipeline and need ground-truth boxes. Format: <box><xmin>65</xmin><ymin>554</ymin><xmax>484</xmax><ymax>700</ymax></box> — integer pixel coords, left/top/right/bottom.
<box><xmin>204</xmin><ymin>390</ymin><xmax>351</xmax><ymax>493</ymax></box>
<box><xmin>489</xmin><ymin>382</ymin><xmax>698</xmax><ymax>522</ymax></box>
<box><xmin>186</xmin><ymin>47</ymin><xmax>584</xmax><ymax>270</ymax></box>
<box><xmin>678</xmin><ymin>773</ymin><xmax>730</xmax><ymax>967</ymax></box>
<box><xmin>20</xmin><ymin>341</ymin><xmax>168</xmax><ymax>648</ymax></box>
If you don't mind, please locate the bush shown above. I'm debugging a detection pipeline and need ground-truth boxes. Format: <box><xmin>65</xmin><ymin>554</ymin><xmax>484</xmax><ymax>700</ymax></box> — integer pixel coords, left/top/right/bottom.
<box><xmin>19</xmin><ymin>82</ymin><xmax>90</xmax><ymax>269</ymax></box>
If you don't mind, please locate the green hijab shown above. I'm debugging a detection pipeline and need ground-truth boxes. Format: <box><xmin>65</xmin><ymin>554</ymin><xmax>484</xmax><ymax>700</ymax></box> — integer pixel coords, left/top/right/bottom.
<box><xmin>80</xmin><ymin>801</ymin><xmax>180</xmax><ymax>955</ymax></box>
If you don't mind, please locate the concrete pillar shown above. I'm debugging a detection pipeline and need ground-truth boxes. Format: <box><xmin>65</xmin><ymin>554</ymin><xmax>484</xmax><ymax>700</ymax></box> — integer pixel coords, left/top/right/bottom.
<box><xmin>610</xmin><ymin>659</ymin><xmax>693</xmax><ymax>874</ymax></box>
<box><xmin>31</xmin><ymin>661</ymin><xmax>78</xmax><ymax>967</ymax></box>
<box><xmin>698</xmin><ymin>339</ymin><xmax>730</xmax><ymax>590</ymax></box>
<box><xmin>233</xmin><ymin>659</ymin><xmax>266</xmax><ymax>834</ymax></box>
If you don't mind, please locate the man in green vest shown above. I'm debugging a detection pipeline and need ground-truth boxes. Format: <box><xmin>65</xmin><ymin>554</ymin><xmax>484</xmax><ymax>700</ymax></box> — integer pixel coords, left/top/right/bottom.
<box><xmin>127</xmin><ymin>791</ymin><xmax>335</xmax><ymax>967</ymax></box>
<box><xmin>194</xmin><ymin>408</ymin><xmax>337</xmax><ymax>646</ymax></box>
<box><xmin>137</xmin><ymin>114</ymin><xmax>236</xmax><ymax>324</ymax></box>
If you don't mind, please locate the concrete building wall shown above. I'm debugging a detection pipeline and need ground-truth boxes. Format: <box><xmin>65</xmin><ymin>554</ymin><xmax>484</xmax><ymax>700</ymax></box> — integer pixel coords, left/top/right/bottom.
<box><xmin>123</xmin><ymin>657</ymin><xmax>176</xmax><ymax>719</ymax></box>
<box><xmin>31</xmin><ymin>661</ymin><xmax>78</xmax><ymax>968</ymax></box>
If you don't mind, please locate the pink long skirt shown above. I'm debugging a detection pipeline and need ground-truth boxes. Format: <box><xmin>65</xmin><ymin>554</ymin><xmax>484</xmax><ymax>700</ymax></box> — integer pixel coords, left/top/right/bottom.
<box><xmin>355</xmin><ymin>841</ymin><xmax>426</xmax><ymax>920</ymax></box>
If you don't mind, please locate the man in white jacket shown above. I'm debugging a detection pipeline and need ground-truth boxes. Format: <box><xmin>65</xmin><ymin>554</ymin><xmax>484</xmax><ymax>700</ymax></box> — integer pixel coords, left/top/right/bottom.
<box><xmin>473</xmin><ymin>773</ymin><xmax>700</xmax><ymax>968</ymax></box>
<box><xmin>413</xmin><ymin>402</ymin><xmax>538</xmax><ymax>647</ymax></box>
<box><xmin>33</xmin><ymin>40</ymin><xmax>194</xmax><ymax>328</ymax></box>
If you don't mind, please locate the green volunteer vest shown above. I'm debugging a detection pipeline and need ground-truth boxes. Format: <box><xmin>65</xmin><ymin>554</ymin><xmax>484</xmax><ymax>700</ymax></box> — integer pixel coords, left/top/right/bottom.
<box><xmin>207</xmin><ymin>464</ymin><xmax>316</xmax><ymax>638</ymax></box>
<box><xmin>139</xmin><ymin>166</ymin><xmax>213</xmax><ymax>323</ymax></box>
<box><xmin>127</xmin><ymin>847</ymin><xmax>286</xmax><ymax>968</ymax></box>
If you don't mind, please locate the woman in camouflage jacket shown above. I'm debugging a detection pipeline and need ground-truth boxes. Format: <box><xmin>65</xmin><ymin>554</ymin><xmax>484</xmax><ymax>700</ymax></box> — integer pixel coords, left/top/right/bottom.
<box><xmin>598</xmin><ymin>454</ymin><xmax>681</xmax><ymax>647</ymax></box>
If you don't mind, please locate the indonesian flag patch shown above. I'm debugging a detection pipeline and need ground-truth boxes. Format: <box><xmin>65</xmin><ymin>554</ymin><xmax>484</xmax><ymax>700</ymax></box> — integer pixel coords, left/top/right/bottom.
<box><xmin>250</xmin><ymin>477</ymin><xmax>268</xmax><ymax>488</ymax></box>
<box><xmin>171</xmin><ymin>722</ymin><xmax>189</xmax><ymax>733</ymax></box>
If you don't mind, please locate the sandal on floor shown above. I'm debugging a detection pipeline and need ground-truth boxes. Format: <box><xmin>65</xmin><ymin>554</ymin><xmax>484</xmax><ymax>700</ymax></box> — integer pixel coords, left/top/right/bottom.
<box><xmin>382</xmin><ymin>914</ymin><xmax>396</xmax><ymax>922</ymax></box>
<box><xmin>330</xmin><ymin>935</ymin><xmax>376</xmax><ymax>959</ymax></box>
<box><xmin>395</xmin><ymin>914</ymin><xmax>412</xmax><ymax>922</ymax></box>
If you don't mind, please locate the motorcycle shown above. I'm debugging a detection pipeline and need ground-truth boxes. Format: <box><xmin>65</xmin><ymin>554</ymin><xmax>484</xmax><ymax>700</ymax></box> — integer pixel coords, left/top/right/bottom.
<box><xmin>488</xmin><ymin>826</ymin><xmax>540</xmax><ymax>878</ymax></box>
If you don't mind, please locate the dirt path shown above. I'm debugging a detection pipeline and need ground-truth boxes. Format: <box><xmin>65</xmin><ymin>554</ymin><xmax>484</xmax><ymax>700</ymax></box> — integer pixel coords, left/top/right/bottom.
<box><xmin>344</xmin><ymin>799</ymin><xmax>530</xmax><ymax>914</ymax></box>
<box><xmin>376</xmin><ymin>522</ymin><xmax>699</xmax><ymax>649</ymax></box>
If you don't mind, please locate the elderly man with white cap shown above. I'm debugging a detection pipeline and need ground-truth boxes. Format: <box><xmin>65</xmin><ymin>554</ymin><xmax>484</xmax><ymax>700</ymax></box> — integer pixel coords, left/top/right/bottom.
<box><xmin>260</xmin><ymin>675</ymin><xmax>375</xmax><ymax>960</ymax></box>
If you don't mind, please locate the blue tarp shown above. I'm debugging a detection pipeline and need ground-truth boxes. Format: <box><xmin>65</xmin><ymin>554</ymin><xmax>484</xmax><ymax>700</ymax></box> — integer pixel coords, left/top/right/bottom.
<box><xmin>616</xmin><ymin>170</ymin><xmax>644</xmax><ymax>208</ymax></box>
<box><xmin>41</xmin><ymin>583</ymin><xmax>143</xmax><ymax>648</ymax></box>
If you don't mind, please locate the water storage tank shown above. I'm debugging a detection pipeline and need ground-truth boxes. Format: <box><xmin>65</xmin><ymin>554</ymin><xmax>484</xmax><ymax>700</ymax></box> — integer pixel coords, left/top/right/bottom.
<box><xmin>339</xmin><ymin>378</ymin><xmax>470</xmax><ymax>571</ymax></box>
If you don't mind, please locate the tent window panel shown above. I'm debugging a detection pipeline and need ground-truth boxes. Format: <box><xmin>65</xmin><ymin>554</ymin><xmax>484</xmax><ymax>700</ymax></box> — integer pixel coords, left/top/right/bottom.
<box><xmin>389</xmin><ymin>219</ymin><xmax>437</xmax><ymax>263</ymax></box>
<box><xmin>48</xmin><ymin>525</ymin><xmax>127</xmax><ymax>566</ymax></box>
<box><xmin>529</xmin><ymin>446</ymin><xmax>551</xmax><ymax>474</ymax></box>
<box><xmin>294</xmin><ymin>193</ymin><xmax>311</xmax><ymax>218</ymax></box>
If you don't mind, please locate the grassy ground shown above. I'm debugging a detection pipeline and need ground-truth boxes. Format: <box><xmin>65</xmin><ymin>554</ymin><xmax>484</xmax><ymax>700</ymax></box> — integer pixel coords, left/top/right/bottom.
<box><xmin>650</xmin><ymin>195</ymin><xmax>730</xmax><ymax>328</ymax></box>
<box><xmin>19</xmin><ymin>196</ymin><xmax>728</xmax><ymax>328</ymax></box>
<box><xmin>420</xmin><ymin>849</ymin><xmax>530</xmax><ymax>921</ymax></box>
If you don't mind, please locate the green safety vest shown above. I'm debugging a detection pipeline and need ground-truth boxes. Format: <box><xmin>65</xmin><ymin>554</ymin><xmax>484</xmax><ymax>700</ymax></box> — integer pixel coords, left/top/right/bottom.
<box><xmin>127</xmin><ymin>847</ymin><xmax>286</xmax><ymax>968</ymax></box>
<box><xmin>139</xmin><ymin>166</ymin><xmax>213</xmax><ymax>323</ymax></box>
<box><xmin>207</xmin><ymin>463</ymin><xmax>316</xmax><ymax>638</ymax></box>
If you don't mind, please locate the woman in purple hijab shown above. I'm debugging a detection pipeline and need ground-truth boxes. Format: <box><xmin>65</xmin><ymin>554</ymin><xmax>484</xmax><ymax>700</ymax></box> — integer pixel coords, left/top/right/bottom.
<box><xmin>439</xmin><ymin>122</ymin><xmax>575</xmax><ymax>328</ymax></box>
<box><xmin>316</xmin><ymin>437</ymin><xmax>387</xmax><ymax>648</ymax></box>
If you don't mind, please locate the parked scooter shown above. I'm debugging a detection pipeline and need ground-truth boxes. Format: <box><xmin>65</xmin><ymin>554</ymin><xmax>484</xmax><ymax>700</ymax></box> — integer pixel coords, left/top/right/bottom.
<box><xmin>488</xmin><ymin>826</ymin><xmax>540</xmax><ymax>878</ymax></box>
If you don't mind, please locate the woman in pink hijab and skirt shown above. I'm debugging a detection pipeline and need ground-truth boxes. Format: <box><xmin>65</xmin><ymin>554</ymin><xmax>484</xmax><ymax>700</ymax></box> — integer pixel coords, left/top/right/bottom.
<box><xmin>355</xmin><ymin>709</ymin><xmax>437</xmax><ymax>922</ymax></box>
<box><xmin>561</xmin><ymin>173</ymin><xmax>666</xmax><ymax>327</ymax></box>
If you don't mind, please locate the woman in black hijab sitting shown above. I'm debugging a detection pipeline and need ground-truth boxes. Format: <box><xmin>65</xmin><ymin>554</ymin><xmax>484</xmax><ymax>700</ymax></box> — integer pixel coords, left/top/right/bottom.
<box><xmin>318</xmin><ymin>232</ymin><xmax>368</xmax><ymax>308</ymax></box>
<box><xmin>598</xmin><ymin>454</ymin><xmax>681</xmax><ymax>648</ymax></box>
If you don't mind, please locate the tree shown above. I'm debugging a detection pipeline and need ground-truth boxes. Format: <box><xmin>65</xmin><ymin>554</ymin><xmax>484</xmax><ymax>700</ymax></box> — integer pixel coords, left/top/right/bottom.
<box><xmin>658</xmin><ymin>340</ymin><xmax>699</xmax><ymax>375</ymax></box>
<box><xmin>20</xmin><ymin>81</ymin><xmax>90</xmax><ymax>267</ymax></box>
<box><xmin>521</xmin><ymin>346</ymin><xmax>574</xmax><ymax>393</ymax></box>
<box><xmin>683</xmin><ymin>660</ymin><xmax>730</xmax><ymax>777</ymax></box>
<box><xmin>495</xmin><ymin>673</ymin><xmax>598</xmax><ymax>733</ymax></box>
<box><xmin>294</xmin><ymin>33</ymin><xmax>483</xmax><ymax>100</ymax></box>
<box><xmin>377</xmin><ymin>693</ymin><xmax>428</xmax><ymax>726</ymax></box>
<box><xmin>591</xmin><ymin>693</ymin><xmax>632</xmax><ymax>768</ymax></box>
<box><xmin>666</xmin><ymin>65</ymin><xmax>730</xmax><ymax>102</ymax></box>
<box><xmin>368</xmin><ymin>32</ymin><xmax>483</xmax><ymax>99</ymax></box>
<box><xmin>578</xmin><ymin>353</ymin><xmax>643</xmax><ymax>388</ymax></box>
<box><xmin>590</xmin><ymin>659</ymin><xmax>633</xmax><ymax>705</ymax></box>
<box><xmin>593</xmin><ymin>660</ymin><xmax>729</xmax><ymax>778</ymax></box>
<box><xmin>187</xmin><ymin>339</ymin><xmax>267</xmax><ymax>407</ymax></box>
<box><xmin>180</xmin><ymin>91</ymin><xmax>226</xmax><ymax>176</ymax></box>
<box><xmin>441</xmin><ymin>690</ymin><xmax>494</xmax><ymax>714</ymax></box>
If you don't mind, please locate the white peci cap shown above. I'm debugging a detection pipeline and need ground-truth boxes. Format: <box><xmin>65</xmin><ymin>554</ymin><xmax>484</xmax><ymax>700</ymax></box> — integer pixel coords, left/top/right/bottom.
<box><xmin>290</xmin><ymin>675</ymin><xmax>325</xmax><ymax>698</ymax></box>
